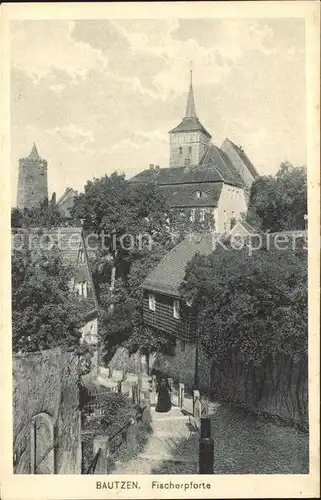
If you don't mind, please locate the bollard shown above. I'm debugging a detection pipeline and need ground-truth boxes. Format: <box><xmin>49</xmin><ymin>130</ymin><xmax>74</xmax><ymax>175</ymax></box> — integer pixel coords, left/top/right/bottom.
<box><xmin>121</xmin><ymin>381</ymin><xmax>129</xmax><ymax>395</ymax></box>
<box><xmin>142</xmin><ymin>400</ymin><xmax>152</xmax><ymax>424</ymax></box>
<box><xmin>178</xmin><ymin>383</ymin><xmax>184</xmax><ymax>408</ymax></box>
<box><xmin>151</xmin><ymin>375</ymin><xmax>157</xmax><ymax>406</ymax></box>
<box><xmin>167</xmin><ymin>378</ymin><xmax>173</xmax><ymax>402</ymax></box>
<box><xmin>201</xmin><ymin>400</ymin><xmax>209</xmax><ymax>417</ymax></box>
<box><xmin>199</xmin><ymin>417</ymin><xmax>214</xmax><ymax>474</ymax></box>
<box><xmin>127</xmin><ymin>417</ymin><xmax>138</xmax><ymax>446</ymax></box>
<box><xmin>93</xmin><ymin>435</ymin><xmax>109</xmax><ymax>474</ymax></box>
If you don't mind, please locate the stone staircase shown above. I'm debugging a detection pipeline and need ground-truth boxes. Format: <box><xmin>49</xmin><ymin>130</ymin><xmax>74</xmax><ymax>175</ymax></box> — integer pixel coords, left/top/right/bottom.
<box><xmin>96</xmin><ymin>367</ymin><xmax>200</xmax><ymax>474</ymax></box>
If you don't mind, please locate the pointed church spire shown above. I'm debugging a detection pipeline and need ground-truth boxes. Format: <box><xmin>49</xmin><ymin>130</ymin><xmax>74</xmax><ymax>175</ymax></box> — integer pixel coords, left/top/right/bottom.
<box><xmin>29</xmin><ymin>142</ymin><xmax>39</xmax><ymax>159</ymax></box>
<box><xmin>185</xmin><ymin>62</ymin><xmax>197</xmax><ymax>118</ymax></box>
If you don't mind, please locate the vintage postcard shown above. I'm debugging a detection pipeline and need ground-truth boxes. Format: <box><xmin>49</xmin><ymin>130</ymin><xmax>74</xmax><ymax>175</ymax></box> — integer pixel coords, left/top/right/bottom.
<box><xmin>0</xmin><ymin>1</ymin><xmax>320</xmax><ymax>499</ymax></box>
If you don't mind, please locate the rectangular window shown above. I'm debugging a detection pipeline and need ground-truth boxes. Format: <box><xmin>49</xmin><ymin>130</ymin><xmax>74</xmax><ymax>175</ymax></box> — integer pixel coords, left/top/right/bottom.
<box><xmin>173</xmin><ymin>299</ymin><xmax>180</xmax><ymax>319</ymax></box>
<box><xmin>148</xmin><ymin>294</ymin><xmax>156</xmax><ymax>311</ymax></box>
<box><xmin>200</xmin><ymin>209</ymin><xmax>207</xmax><ymax>222</ymax></box>
<box><xmin>188</xmin><ymin>146</ymin><xmax>192</xmax><ymax>154</ymax></box>
<box><xmin>190</xmin><ymin>209</ymin><xmax>196</xmax><ymax>222</ymax></box>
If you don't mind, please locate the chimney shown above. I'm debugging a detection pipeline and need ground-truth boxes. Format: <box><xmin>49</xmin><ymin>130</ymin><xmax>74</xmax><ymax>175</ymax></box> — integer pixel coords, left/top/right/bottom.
<box><xmin>155</xmin><ymin>165</ymin><xmax>160</xmax><ymax>170</ymax></box>
<box><xmin>149</xmin><ymin>163</ymin><xmax>154</xmax><ymax>170</ymax></box>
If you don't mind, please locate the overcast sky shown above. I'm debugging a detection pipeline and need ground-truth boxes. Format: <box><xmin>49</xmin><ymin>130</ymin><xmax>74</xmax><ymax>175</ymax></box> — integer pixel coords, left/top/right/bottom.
<box><xmin>10</xmin><ymin>18</ymin><xmax>306</xmax><ymax>201</ymax></box>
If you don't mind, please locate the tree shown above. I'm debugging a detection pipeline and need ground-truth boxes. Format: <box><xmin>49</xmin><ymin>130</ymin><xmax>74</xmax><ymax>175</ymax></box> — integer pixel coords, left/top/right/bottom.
<box><xmin>180</xmin><ymin>244</ymin><xmax>307</xmax><ymax>365</ymax></box>
<box><xmin>98</xmin><ymin>242</ymin><xmax>172</xmax><ymax>363</ymax></box>
<box><xmin>247</xmin><ymin>162</ymin><xmax>307</xmax><ymax>232</ymax></box>
<box><xmin>11</xmin><ymin>198</ymin><xmax>67</xmax><ymax>229</ymax></box>
<box><xmin>70</xmin><ymin>172</ymin><xmax>175</xmax><ymax>357</ymax></box>
<box><xmin>12</xmin><ymin>245</ymin><xmax>86</xmax><ymax>353</ymax></box>
<box><xmin>70</xmin><ymin>173</ymin><xmax>171</xmax><ymax>288</ymax></box>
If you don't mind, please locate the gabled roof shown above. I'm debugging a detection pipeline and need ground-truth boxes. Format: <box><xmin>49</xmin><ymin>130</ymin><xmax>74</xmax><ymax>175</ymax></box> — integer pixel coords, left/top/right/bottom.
<box><xmin>130</xmin><ymin>149</ymin><xmax>243</xmax><ymax>188</ymax></box>
<box><xmin>57</xmin><ymin>187</ymin><xmax>77</xmax><ymax>206</ymax></box>
<box><xmin>169</xmin><ymin>117</ymin><xmax>212</xmax><ymax>138</ymax></box>
<box><xmin>230</xmin><ymin>220</ymin><xmax>263</xmax><ymax>236</ymax></box>
<box><xmin>143</xmin><ymin>233</ymin><xmax>215</xmax><ymax>296</ymax></box>
<box><xmin>198</xmin><ymin>145</ymin><xmax>243</xmax><ymax>186</ymax></box>
<box><xmin>142</xmin><ymin>221</ymin><xmax>264</xmax><ymax>296</ymax></box>
<box><xmin>224</xmin><ymin>138</ymin><xmax>259</xmax><ymax>179</ymax></box>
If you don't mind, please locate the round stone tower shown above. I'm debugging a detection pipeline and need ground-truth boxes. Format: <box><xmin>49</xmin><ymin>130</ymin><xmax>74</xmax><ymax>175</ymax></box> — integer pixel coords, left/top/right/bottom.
<box><xmin>16</xmin><ymin>143</ymin><xmax>48</xmax><ymax>210</ymax></box>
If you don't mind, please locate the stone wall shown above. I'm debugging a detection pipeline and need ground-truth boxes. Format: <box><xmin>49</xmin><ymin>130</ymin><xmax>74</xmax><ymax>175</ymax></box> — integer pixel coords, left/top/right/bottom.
<box><xmin>108</xmin><ymin>347</ymin><xmax>148</xmax><ymax>374</ymax></box>
<box><xmin>13</xmin><ymin>347</ymin><xmax>82</xmax><ymax>474</ymax></box>
<box><xmin>17</xmin><ymin>156</ymin><xmax>48</xmax><ymax>210</ymax></box>
<box><xmin>151</xmin><ymin>339</ymin><xmax>197</xmax><ymax>387</ymax></box>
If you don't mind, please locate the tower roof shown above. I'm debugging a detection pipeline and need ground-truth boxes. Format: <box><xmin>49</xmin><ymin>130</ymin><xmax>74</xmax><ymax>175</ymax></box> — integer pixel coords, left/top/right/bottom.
<box><xmin>185</xmin><ymin>70</ymin><xmax>197</xmax><ymax>118</ymax></box>
<box><xmin>169</xmin><ymin>69</ymin><xmax>211</xmax><ymax>138</ymax></box>
<box><xmin>28</xmin><ymin>142</ymin><xmax>40</xmax><ymax>159</ymax></box>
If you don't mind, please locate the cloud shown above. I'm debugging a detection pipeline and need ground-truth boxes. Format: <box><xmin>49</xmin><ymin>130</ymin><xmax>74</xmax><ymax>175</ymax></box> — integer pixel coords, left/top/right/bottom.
<box><xmin>11</xmin><ymin>20</ymin><xmax>108</xmax><ymax>82</ymax></box>
<box><xmin>109</xmin><ymin>19</ymin><xmax>277</xmax><ymax>101</ymax></box>
<box><xmin>46</xmin><ymin>124</ymin><xmax>94</xmax><ymax>152</ymax></box>
<box><xmin>10</xmin><ymin>19</ymin><xmax>306</xmax><ymax>202</ymax></box>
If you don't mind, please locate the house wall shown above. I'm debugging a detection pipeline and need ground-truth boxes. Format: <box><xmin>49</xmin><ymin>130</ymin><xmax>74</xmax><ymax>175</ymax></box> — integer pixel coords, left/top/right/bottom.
<box><xmin>143</xmin><ymin>291</ymin><xmax>197</xmax><ymax>342</ymax></box>
<box><xmin>56</xmin><ymin>192</ymin><xmax>76</xmax><ymax>218</ymax></box>
<box><xmin>221</xmin><ymin>139</ymin><xmax>255</xmax><ymax>190</ymax></box>
<box><xmin>216</xmin><ymin>183</ymin><xmax>248</xmax><ymax>232</ymax></box>
<box><xmin>13</xmin><ymin>347</ymin><xmax>81</xmax><ymax>474</ymax></box>
<box><xmin>151</xmin><ymin>340</ymin><xmax>211</xmax><ymax>390</ymax></box>
<box><xmin>170</xmin><ymin>131</ymin><xmax>210</xmax><ymax>168</ymax></box>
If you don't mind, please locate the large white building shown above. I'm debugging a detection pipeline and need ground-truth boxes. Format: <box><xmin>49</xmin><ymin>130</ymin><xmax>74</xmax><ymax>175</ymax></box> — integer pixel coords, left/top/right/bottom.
<box><xmin>130</xmin><ymin>70</ymin><xmax>259</xmax><ymax>232</ymax></box>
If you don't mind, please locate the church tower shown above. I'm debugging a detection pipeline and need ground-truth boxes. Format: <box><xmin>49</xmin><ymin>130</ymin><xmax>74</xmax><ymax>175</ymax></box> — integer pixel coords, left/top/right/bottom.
<box><xmin>16</xmin><ymin>143</ymin><xmax>48</xmax><ymax>210</ymax></box>
<box><xmin>169</xmin><ymin>67</ymin><xmax>211</xmax><ymax>168</ymax></box>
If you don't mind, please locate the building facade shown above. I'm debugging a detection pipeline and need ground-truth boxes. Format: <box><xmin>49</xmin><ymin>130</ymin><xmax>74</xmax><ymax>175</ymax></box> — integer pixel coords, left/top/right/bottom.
<box><xmin>130</xmin><ymin>72</ymin><xmax>259</xmax><ymax>231</ymax></box>
<box><xmin>17</xmin><ymin>143</ymin><xmax>48</xmax><ymax>210</ymax></box>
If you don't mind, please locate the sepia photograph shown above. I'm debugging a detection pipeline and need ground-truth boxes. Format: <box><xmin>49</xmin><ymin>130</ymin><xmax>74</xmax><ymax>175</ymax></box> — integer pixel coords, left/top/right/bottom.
<box><xmin>1</xmin><ymin>2</ymin><xmax>320</xmax><ymax>499</ymax></box>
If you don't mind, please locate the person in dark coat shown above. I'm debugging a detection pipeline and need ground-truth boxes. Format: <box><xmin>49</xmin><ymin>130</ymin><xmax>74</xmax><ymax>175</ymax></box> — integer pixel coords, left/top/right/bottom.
<box><xmin>155</xmin><ymin>377</ymin><xmax>171</xmax><ymax>412</ymax></box>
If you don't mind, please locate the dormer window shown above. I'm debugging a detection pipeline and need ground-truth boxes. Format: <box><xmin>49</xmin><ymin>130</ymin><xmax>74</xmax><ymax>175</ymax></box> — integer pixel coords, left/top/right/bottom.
<box><xmin>196</xmin><ymin>191</ymin><xmax>202</xmax><ymax>198</ymax></box>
